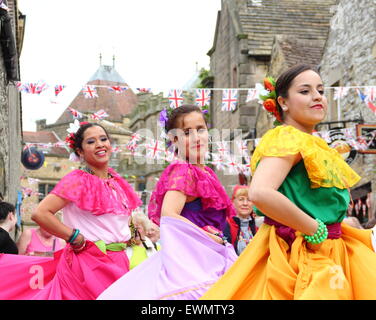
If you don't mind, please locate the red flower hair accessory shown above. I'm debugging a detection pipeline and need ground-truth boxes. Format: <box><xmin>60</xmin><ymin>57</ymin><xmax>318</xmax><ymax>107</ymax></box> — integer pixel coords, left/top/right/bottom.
<box><xmin>65</xmin><ymin>119</ymin><xmax>89</xmax><ymax>151</ymax></box>
<box><xmin>259</xmin><ymin>76</ymin><xmax>282</xmax><ymax>125</ymax></box>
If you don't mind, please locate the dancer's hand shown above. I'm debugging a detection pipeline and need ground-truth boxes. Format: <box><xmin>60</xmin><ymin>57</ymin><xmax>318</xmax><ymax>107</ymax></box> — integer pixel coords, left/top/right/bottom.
<box><xmin>71</xmin><ymin>233</ymin><xmax>86</xmax><ymax>253</ymax></box>
<box><xmin>306</xmin><ymin>242</ymin><xmax>322</xmax><ymax>252</ymax></box>
<box><xmin>207</xmin><ymin>232</ymin><xmax>225</xmax><ymax>245</ymax></box>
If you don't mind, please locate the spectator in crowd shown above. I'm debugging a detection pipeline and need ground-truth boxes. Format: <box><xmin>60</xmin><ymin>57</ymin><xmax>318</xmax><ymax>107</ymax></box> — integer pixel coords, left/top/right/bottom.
<box><xmin>224</xmin><ymin>185</ymin><xmax>257</xmax><ymax>255</ymax></box>
<box><xmin>0</xmin><ymin>201</ymin><xmax>18</xmax><ymax>254</ymax></box>
<box><xmin>126</xmin><ymin>212</ymin><xmax>160</xmax><ymax>270</ymax></box>
<box><xmin>146</xmin><ymin>221</ymin><xmax>161</xmax><ymax>250</ymax></box>
<box><xmin>17</xmin><ymin>226</ymin><xmax>66</xmax><ymax>256</ymax></box>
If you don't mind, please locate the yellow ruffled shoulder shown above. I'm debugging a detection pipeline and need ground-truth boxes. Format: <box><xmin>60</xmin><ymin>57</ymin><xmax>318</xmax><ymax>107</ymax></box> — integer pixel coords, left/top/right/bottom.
<box><xmin>251</xmin><ymin>125</ymin><xmax>361</xmax><ymax>189</ymax></box>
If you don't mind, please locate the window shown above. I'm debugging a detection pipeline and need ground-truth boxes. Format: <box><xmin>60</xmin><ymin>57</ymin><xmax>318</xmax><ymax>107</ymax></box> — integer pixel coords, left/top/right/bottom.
<box><xmin>38</xmin><ymin>183</ymin><xmax>56</xmax><ymax>201</ymax></box>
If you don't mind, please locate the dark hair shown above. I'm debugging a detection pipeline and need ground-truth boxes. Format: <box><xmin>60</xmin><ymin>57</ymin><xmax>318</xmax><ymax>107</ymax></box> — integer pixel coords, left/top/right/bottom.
<box><xmin>0</xmin><ymin>201</ymin><xmax>15</xmax><ymax>222</ymax></box>
<box><xmin>275</xmin><ymin>64</ymin><xmax>319</xmax><ymax>120</ymax></box>
<box><xmin>73</xmin><ymin>123</ymin><xmax>110</xmax><ymax>156</ymax></box>
<box><xmin>165</xmin><ymin>104</ymin><xmax>207</xmax><ymax>132</ymax></box>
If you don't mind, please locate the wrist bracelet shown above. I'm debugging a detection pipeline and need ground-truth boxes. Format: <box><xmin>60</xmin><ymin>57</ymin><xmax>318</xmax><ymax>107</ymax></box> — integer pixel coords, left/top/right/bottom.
<box><xmin>68</xmin><ymin>229</ymin><xmax>80</xmax><ymax>243</ymax></box>
<box><xmin>304</xmin><ymin>218</ymin><xmax>328</xmax><ymax>244</ymax></box>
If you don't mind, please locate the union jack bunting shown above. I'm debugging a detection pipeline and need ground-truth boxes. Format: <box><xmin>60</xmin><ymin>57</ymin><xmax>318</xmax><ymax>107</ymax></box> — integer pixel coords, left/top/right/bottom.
<box><xmin>365</xmin><ymin>86</ymin><xmax>376</xmax><ymax>102</ymax></box>
<box><xmin>91</xmin><ymin>109</ymin><xmax>109</xmax><ymax>120</ymax></box>
<box><xmin>333</xmin><ymin>87</ymin><xmax>349</xmax><ymax>100</ymax></box>
<box><xmin>357</xmin><ymin>88</ymin><xmax>376</xmax><ymax>115</ymax></box>
<box><xmin>195</xmin><ymin>89</ymin><xmax>211</xmax><ymax>107</ymax></box>
<box><xmin>67</xmin><ymin>107</ymin><xmax>83</xmax><ymax>119</ymax></box>
<box><xmin>23</xmin><ymin>82</ymin><xmax>49</xmax><ymax>95</ymax></box>
<box><xmin>126</xmin><ymin>133</ymin><xmax>142</xmax><ymax>152</ymax></box>
<box><xmin>221</xmin><ymin>89</ymin><xmax>238</xmax><ymax>111</ymax></box>
<box><xmin>168</xmin><ymin>89</ymin><xmax>184</xmax><ymax>109</ymax></box>
<box><xmin>109</xmin><ymin>86</ymin><xmax>128</xmax><ymax>93</ymax></box>
<box><xmin>145</xmin><ymin>140</ymin><xmax>165</xmax><ymax>159</ymax></box>
<box><xmin>246</xmin><ymin>88</ymin><xmax>260</xmax><ymax>103</ymax></box>
<box><xmin>82</xmin><ymin>85</ymin><xmax>98</xmax><ymax>99</ymax></box>
<box><xmin>136</xmin><ymin>88</ymin><xmax>151</xmax><ymax>93</ymax></box>
<box><xmin>15</xmin><ymin>82</ymin><xmax>24</xmax><ymax>92</ymax></box>
<box><xmin>54</xmin><ymin>85</ymin><xmax>65</xmax><ymax>96</ymax></box>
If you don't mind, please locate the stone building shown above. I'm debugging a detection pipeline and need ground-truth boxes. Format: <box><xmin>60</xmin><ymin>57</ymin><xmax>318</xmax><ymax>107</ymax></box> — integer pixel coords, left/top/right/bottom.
<box><xmin>207</xmin><ymin>0</ymin><xmax>337</xmax><ymax>193</ymax></box>
<box><xmin>318</xmin><ymin>0</ymin><xmax>376</xmax><ymax>222</ymax></box>
<box><xmin>0</xmin><ymin>1</ymin><xmax>25</xmax><ymax>204</ymax></box>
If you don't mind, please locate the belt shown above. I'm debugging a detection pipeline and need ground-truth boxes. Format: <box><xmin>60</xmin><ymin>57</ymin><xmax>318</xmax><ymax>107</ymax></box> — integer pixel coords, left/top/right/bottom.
<box><xmin>263</xmin><ymin>216</ymin><xmax>342</xmax><ymax>247</ymax></box>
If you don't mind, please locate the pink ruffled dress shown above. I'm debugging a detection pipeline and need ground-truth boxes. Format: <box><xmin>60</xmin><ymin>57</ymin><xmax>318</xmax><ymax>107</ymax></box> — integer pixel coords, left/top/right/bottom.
<box><xmin>98</xmin><ymin>161</ymin><xmax>238</xmax><ymax>300</ymax></box>
<box><xmin>0</xmin><ymin>168</ymin><xmax>141</xmax><ymax>300</ymax></box>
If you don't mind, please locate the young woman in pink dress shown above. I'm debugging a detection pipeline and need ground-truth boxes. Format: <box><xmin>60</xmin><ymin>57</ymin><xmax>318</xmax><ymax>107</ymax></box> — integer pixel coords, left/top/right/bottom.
<box><xmin>0</xmin><ymin>122</ymin><xmax>141</xmax><ymax>299</ymax></box>
<box><xmin>98</xmin><ymin>105</ymin><xmax>238</xmax><ymax>300</ymax></box>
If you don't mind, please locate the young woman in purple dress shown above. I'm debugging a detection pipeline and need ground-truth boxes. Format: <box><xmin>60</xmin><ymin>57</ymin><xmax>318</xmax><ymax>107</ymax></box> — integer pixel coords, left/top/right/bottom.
<box><xmin>98</xmin><ymin>105</ymin><xmax>237</xmax><ymax>300</ymax></box>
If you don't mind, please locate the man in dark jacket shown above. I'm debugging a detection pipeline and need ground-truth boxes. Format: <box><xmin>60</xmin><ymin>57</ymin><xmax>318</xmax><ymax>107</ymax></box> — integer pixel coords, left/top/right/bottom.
<box><xmin>224</xmin><ymin>185</ymin><xmax>256</xmax><ymax>255</ymax></box>
<box><xmin>0</xmin><ymin>201</ymin><xmax>18</xmax><ymax>254</ymax></box>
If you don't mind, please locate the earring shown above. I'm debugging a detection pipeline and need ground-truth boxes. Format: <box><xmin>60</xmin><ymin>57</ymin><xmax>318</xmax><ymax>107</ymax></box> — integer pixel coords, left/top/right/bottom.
<box><xmin>282</xmin><ymin>106</ymin><xmax>288</xmax><ymax>111</ymax></box>
<box><xmin>80</xmin><ymin>155</ymin><xmax>85</xmax><ymax>164</ymax></box>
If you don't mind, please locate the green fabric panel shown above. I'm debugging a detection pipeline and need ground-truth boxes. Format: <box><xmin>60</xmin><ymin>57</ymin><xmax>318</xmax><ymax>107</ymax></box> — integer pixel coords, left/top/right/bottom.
<box><xmin>94</xmin><ymin>240</ymin><xmax>127</xmax><ymax>254</ymax></box>
<box><xmin>254</xmin><ymin>161</ymin><xmax>350</xmax><ymax>224</ymax></box>
<box><xmin>129</xmin><ymin>245</ymin><xmax>148</xmax><ymax>270</ymax></box>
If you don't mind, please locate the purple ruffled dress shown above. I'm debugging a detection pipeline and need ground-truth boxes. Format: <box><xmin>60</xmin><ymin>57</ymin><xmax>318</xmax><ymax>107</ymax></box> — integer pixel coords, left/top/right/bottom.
<box><xmin>98</xmin><ymin>161</ymin><xmax>238</xmax><ymax>300</ymax></box>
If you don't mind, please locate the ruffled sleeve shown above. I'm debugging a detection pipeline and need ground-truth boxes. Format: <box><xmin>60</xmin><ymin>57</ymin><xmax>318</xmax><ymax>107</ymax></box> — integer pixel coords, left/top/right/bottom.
<box><xmin>251</xmin><ymin>125</ymin><xmax>361</xmax><ymax>189</ymax></box>
<box><xmin>50</xmin><ymin>168</ymin><xmax>142</xmax><ymax>216</ymax></box>
<box><xmin>148</xmin><ymin>161</ymin><xmax>236</xmax><ymax>225</ymax></box>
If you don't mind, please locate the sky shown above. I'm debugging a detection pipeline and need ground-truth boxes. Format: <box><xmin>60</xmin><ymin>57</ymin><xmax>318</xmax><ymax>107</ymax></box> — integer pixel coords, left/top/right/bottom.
<box><xmin>18</xmin><ymin>0</ymin><xmax>222</xmax><ymax>131</ymax></box>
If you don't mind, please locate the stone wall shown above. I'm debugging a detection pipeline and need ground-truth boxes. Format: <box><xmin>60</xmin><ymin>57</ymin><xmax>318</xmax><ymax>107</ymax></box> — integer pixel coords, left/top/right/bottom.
<box><xmin>20</xmin><ymin>156</ymin><xmax>80</xmax><ymax>225</ymax></box>
<box><xmin>0</xmin><ymin>37</ymin><xmax>22</xmax><ymax>204</ymax></box>
<box><xmin>319</xmin><ymin>0</ymin><xmax>376</xmax><ymax>219</ymax></box>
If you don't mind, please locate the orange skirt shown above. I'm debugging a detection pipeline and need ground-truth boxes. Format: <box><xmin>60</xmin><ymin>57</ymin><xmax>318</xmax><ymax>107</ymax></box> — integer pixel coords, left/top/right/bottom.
<box><xmin>201</xmin><ymin>223</ymin><xmax>376</xmax><ymax>300</ymax></box>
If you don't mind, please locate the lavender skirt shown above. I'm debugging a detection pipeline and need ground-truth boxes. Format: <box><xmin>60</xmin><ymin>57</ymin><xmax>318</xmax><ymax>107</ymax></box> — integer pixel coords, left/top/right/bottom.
<box><xmin>97</xmin><ymin>216</ymin><xmax>237</xmax><ymax>300</ymax></box>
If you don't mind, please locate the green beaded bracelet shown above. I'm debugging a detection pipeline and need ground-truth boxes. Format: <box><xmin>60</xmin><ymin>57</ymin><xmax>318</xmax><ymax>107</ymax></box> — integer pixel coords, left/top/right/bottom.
<box><xmin>304</xmin><ymin>219</ymin><xmax>328</xmax><ymax>244</ymax></box>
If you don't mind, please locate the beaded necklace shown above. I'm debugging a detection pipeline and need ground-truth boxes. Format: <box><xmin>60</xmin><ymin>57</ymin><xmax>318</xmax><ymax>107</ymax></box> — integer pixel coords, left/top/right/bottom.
<box><xmin>83</xmin><ymin>166</ymin><xmax>112</xmax><ymax>179</ymax></box>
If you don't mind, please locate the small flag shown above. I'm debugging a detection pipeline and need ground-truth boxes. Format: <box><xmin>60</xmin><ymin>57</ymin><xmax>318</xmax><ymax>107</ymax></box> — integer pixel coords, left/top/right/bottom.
<box><xmin>91</xmin><ymin>109</ymin><xmax>109</xmax><ymax>120</ymax></box>
<box><xmin>109</xmin><ymin>86</ymin><xmax>128</xmax><ymax>93</ymax></box>
<box><xmin>195</xmin><ymin>89</ymin><xmax>211</xmax><ymax>107</ymax></box>
<box><xmin>54</xmin><ymin>85</ymin><xmax>65</xmax><ymax>96</ymax></box>
<box><xmin>82</xmin><ymin>85</ymin><xmax>98</xmax><ymax>99</ymax></box>
<box><xmin>145</xmin><ymin>140</ymin><xmax>165</xmax><ymax>159</ymax></box>
<box><xmin>246</xmin><ymin>88</ymin><xmax>260</xmax><ymax>103</ymax></box>
<box><xmin>136</xmin><ymin>88</ymin><xmax>151</xmax><ymax>93</ymax></box>
<box><xmin>168</xmin><ymin>89</ymin><xmax>184</xmax><ymax>109</ymax></box>
<box><xmin>67</xmin><ymin>107</ymin><xmax>83</xmax><ymax>119</ymax></box>
<box><xmin>365</xmin><ymin>86</ymin><xmax>376</xmax><ymax>102</ymax></box>
<box><xmin>221</xmin><ymin>89</ymin><xmax>238</xmax><ymax>111</ymax></box>
<box><xmin>23</xmin><ymin>82</ymin><xmax>49</xmax><ymax>94</ymax></box>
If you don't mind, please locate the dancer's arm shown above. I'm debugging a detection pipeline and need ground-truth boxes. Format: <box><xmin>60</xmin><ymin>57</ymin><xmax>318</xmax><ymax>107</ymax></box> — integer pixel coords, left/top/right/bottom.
<box><xmin>249</xmin><ymin>155</ymin><xmax>319</xmax><ymax>237</ymax></box>
<box><xmin>32</xmin><ymin>194</ymin><xmax>84</xmax><ymax>245</ymax></box>
<box><xmin>161</xmin><ymin>191</ymin><xmax>224</xmax><ymax>244</ymax></box>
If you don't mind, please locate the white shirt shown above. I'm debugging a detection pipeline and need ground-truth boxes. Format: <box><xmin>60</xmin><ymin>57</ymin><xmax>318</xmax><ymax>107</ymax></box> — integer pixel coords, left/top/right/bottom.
<box><xmin>62</xmin><ymin>202</ymin><xmax>131</xmax><ymax>244</ymax></box>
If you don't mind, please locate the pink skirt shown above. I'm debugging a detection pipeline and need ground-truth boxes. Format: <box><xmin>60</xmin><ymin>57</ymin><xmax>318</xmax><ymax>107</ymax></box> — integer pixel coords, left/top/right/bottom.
<box><xmin>0</xmin><ymin>241</ymin><xmax>129</xmax><ymax>300</ymax></box>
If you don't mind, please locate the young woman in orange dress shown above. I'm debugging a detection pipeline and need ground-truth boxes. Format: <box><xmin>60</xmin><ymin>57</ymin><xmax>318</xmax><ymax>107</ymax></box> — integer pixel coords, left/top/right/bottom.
<box><xmin>202</xmin><ymin>64</ymin><xmax>376</xmax><ymax>300</ymax></box>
